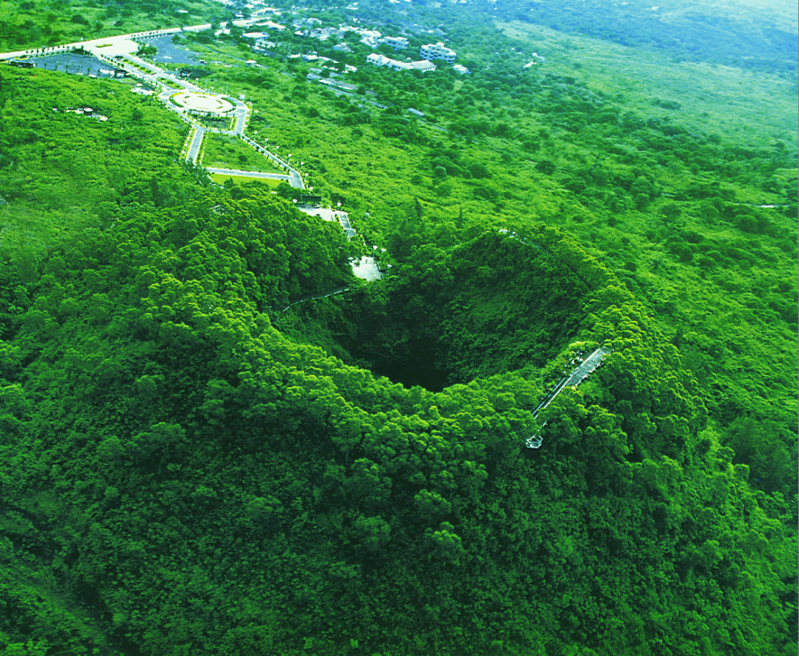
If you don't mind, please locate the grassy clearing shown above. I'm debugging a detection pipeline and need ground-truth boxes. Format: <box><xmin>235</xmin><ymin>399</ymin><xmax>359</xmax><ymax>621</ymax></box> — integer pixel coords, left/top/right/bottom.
<box><xmin>496</xmin><ymin>19</ymin><xmax>798</xmax><ymax>149</ymax></box>
<box><xmin>201</xmin><ymin>133</ymin><xmax>286</xmax><ymax>173</ymax></box>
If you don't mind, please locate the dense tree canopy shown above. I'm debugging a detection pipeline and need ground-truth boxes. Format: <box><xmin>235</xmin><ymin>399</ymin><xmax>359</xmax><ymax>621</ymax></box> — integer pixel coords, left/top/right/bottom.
<box><xmin>1</xmin><ymin>184</ymin><xmax>794</xmax><ymax>654</ymax></box>
<box><xmin>0</xmin><ymin>0</ymin><xmax>795</xmax><ymax>653</ymax></box>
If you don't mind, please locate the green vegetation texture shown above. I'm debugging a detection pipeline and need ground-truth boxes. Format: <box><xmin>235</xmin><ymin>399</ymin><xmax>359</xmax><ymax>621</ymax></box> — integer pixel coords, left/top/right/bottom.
<box><xmin>209</xmin><ymin>172</ymin><xmax>283</xmax><ymax>187</ymax></box>
<box><xmin>0</xmin><ymin>0</ymin><xmax>796</xmax><ymax>654</ymax></box>
<box><xmin>202</xmin><ymin>133</ymin><xmax>286</xmax><ymax>174</ymax></box>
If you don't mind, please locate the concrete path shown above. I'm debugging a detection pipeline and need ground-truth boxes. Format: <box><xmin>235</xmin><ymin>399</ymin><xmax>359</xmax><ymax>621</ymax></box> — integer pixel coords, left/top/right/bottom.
<box><xmin>526</xmin><ymin>347</ymin><xmax>610</xmax><ymax>449</ymax></box>
<box><xmin>230</xmin><ymin>104</ymin><xmax>249</xmax><ymax>135</ymax></box>
<box><xmin>120</xmin><ymin>53</ymin><xmax>303</xmax><ymax>187</ymax></box>
<box><xmin>238</xmin><ymin>135</ymin><xmax>302</xmax><ymax>185</ymax></box>
<box><xmin>186</xmin><ymin>126</ymin><xmax>206</xmax><ymax>165</ymax></box>
<box><xmin>277</xmin><ymin>287</ymin><xmax>350</xmax><ymax>312</ymax></box>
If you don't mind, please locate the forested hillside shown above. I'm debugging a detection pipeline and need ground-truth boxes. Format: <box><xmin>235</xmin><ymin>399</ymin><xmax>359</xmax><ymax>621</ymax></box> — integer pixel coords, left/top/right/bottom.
<box><xmin>485</xmin><ymin>0</ymin><xmax>798</xmax><ymax>75</ymax></box>
<box><xmin>1</xmin><ymin>184</ymin><xmax>793</xmax><ymax>654</ymax></box>
<box><xmin>0</xmin><ymin>0</ymin><xmax>796</xmax><ymax>654</ymax></box>
<box><xmin>0</xmin><ymin>0</ymin><xmax>228</xmax><ymax>52</ymax></box>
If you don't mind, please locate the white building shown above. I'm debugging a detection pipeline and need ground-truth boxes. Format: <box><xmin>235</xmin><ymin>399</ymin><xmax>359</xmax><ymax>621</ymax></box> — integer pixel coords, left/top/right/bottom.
<box><xmin>310</xmin><ymin>27</ymin><xmax>340</xmax><ymax>41</ymax></box>
<box><xmin>243</xmin><ymin>32</ymin><xmax>279</xmax><ymax>51</ymax></box>
<box><xmin>409</xmin><ymin>60</ymin><xmax>436</xmax><ymax>72</ymax></box>
<box><xmin>452</xmin><ymin>63</ymin><xmax>470</xmax><ymax>75</ymax></box>
<box><xmin>420</xmin><ymin>42</ymin><xmax>456</xmax><ymax>64</ymax></box>
<box><xmin>366</xmin><ymin>53</ymin><xmax>396</xmax><ymax>68</ymax></box>
<box><xmin>382</xmin><ymin>35</ymin><xmax>409</xmax><ymax>50</ymax></box>
<box><xmin>366</xmin><ymin>53</ymin><xmax>436</xmax><ymax>72</ymax></box>
<box><xmin>256</xmin><ymin>20</ymin><xmax>285</xmax><ymax>31</ymax></box>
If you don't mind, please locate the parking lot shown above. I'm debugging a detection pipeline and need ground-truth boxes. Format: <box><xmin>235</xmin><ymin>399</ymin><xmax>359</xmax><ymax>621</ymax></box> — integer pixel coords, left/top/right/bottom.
<box><xmin>29</xmin><ymin>52</ymin><xmax>125</xmax><ymax>79</ymax></box>
<box><xmin>140</xmin><ymin>35</ymin><xmax>200</xmax><ymax>66</ymax></box>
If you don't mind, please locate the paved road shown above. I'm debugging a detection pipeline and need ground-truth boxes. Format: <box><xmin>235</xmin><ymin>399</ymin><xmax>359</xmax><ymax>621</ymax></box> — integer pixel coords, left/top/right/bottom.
<box><xmin>2</xmin><ymin>20</ymin><xmax>309</xmax><ymax>190</ymax></box>
<box><xmin>239</xmin><ymin>134</ymin><xmax>304</xmax><ymax>188</ymax></box>
<box><xmin>230</xmin><ymin>104</ymin><xmax>249</xmax><ymax>135</ymax></box>
<box><xmin>121</xmin><ymin>48</ymin><xmax>304</xmax><ymax>187</ymax></box>
<box><xmin>0</xmin><ymin>19</ymin><xmax>264</xmax><ymax>61</ymax></box>
<box><xmin>186</xmin><ymin>126</ymin><xmax>205</xmax><ymax>165</ymax></box>
<box><xmin>122</xmin><ymin>53</ymin><xmax>205</xmax><ymax>93</ymax></box>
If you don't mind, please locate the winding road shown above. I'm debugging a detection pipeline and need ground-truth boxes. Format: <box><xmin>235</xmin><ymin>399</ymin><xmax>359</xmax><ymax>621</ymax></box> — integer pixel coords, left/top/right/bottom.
<box><xmin>1</xmin><ymin>20</ymin><xmax>305</xmax><ymax>189</ymax></box>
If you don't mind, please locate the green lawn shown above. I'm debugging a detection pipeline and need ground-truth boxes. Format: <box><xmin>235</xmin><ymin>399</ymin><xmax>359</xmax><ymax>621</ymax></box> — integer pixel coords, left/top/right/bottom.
<box><xmin>496</xmin><ymin>19</ymin><xmax>798</xmax><ymax>149</ymax></box>
<box><xmin>201</xmin><ymin>132</ymin><xmax>286</xmax><ymax>174</ymax></box>
<box><xmin>209</xmin><ymin>172</ymin><xmax>284</xmax><ymax>186</ymax></box>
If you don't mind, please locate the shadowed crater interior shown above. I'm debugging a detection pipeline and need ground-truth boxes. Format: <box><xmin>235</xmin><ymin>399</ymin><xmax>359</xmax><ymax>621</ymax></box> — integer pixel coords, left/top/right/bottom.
<box><xmin>338</xmin><ymin>230</ymin><xmax>593</xmax><ymax>392</ymax></box>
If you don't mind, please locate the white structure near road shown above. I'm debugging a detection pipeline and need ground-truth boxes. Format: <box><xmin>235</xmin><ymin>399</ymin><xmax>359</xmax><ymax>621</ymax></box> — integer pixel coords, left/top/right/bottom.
<box><xmin>351</xmin><ymin>257</ymin><xmax>383</xmax><ymax>281</ymax></box>
<box><xmin>0</xmin><ymin>18</ymin><xmax>308</xmax><ymax>191</ymax></box>
<box><xmin>299</xmin><ymin>206</ymin><xmax>356</xmax><ymax>239</ymax></box>
<box><xmin>170</xmin><ymin>91</ymin><xmax>234</xmax><ymax>114</ymax></box>
<box><xmin>358</xmin><ymin>29</ymin><xmax>382</xmax><ymax>48</ymax></box>
<box><xmin>0</xmin><ymin>15</ymin><xmax>378</xmax><ymax>246</ymax></box>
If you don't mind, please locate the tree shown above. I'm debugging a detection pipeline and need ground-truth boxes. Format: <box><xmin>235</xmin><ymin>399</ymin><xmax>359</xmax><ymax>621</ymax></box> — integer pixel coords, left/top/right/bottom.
<box><xmin>425</xmin><ymin>521</ymin><xmax>464</xmax><ymax>564</ymax></box>
<box><xmin>97</xmin><ymin>436</ymin><xmax>123</xmax><ymax>463</ymax></box>
<box><xmin>536</xmin><ymin>160</ymin><xmax>555</xmax><ymax>175</ymax></box>
<box><xmin>354</xmin><ymin>514</ymin><xmax>391</xmax><ymax>551</ymax></box>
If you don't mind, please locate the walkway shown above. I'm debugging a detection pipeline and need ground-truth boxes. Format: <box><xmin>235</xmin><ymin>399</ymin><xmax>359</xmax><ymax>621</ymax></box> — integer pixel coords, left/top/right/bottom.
<box><xmin>277</xmin><ymin>287</ymin><xmax>350</xmax><ymax>312</ymax></box>
<box><xmin>5</xmin><ymin>26</ymin><xmax>614</xmax><ymax>445</ymax></box>
<box><xmin>185</xmin><ymin>125</ymin><xmax>205</xmax><ymax>165</ymax></box>
<box><xmin>526</xmin><ymin>347</ymin><xmax>610</xmax><ymax>449</ymax></box>
<box><xmin>298</xmin><ymin>206</ymin><xmax>355</xmax><ymax>238</ymax></box>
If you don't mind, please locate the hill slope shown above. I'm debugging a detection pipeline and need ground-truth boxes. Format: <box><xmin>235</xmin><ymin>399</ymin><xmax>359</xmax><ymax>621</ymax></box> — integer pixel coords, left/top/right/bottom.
<box><xmin>0</xmin><ymin>1</ymin><xmax>796</xmax><ymax>654</ymax></box>
<box><xmin>1</xmin><ymin>188</ymin><xmax>795</xmax><ymax>653</ymax></box>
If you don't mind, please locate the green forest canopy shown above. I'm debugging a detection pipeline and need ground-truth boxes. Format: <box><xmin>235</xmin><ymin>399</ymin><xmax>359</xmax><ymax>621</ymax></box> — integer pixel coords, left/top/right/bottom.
<box><xmin>0</xmin><ymin>0</ymin><xmax>796</xmax><ymax>654</ymax></box>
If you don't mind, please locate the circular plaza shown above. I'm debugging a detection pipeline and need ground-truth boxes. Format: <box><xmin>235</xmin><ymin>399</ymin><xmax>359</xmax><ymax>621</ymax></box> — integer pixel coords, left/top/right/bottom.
<box><xmin>169</xmin><ymin>91</ymin><xmax>233</xmax><ymax>115</ymax></box>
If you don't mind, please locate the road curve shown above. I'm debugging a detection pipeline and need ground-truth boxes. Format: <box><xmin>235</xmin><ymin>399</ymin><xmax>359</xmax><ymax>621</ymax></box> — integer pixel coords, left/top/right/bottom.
<box><xmin>1</xmin><ymin>21</ymin><xmax>305</xmax><ymax>188</ymax></box>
